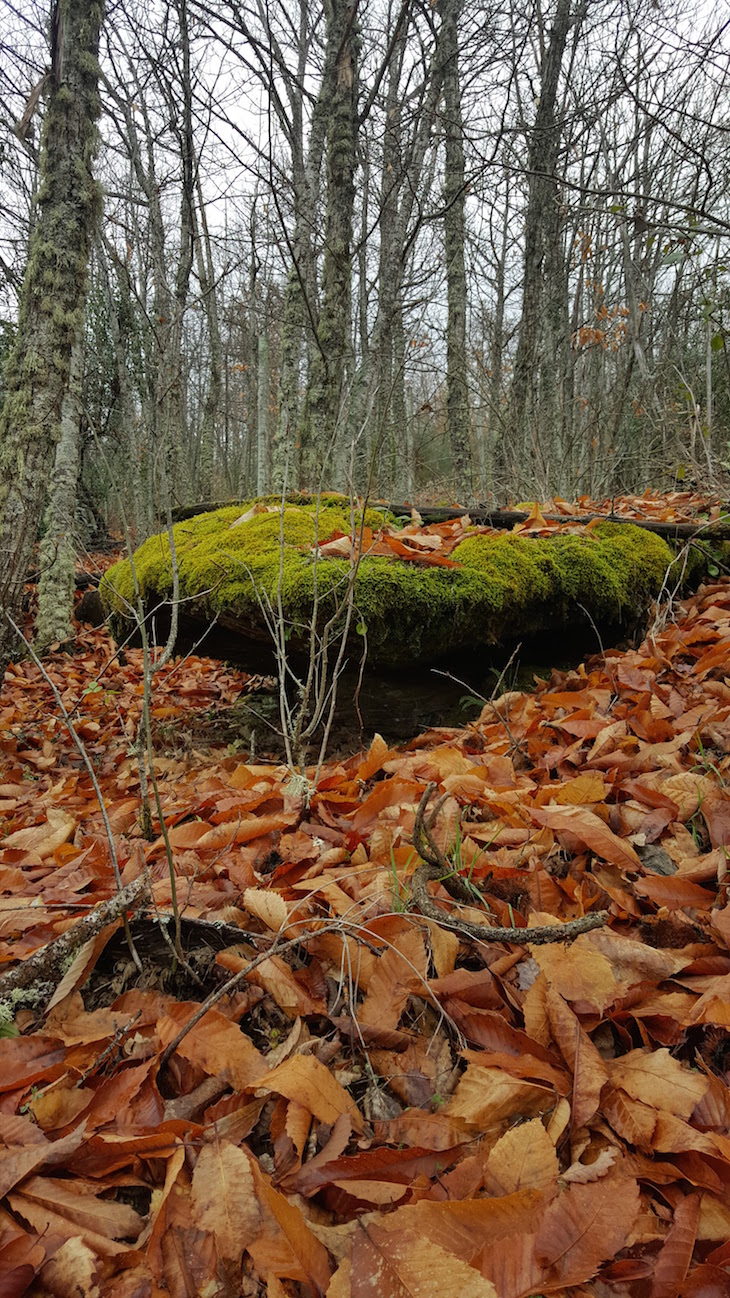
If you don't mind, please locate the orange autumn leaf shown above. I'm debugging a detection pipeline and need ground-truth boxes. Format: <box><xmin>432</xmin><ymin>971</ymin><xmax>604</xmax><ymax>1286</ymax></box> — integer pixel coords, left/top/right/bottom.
<box><xmin>651</xmin><ymin>1193</ymin><xmax>701</xmax><ymax>1298</ymax></box>
<box><xmin>531</xmin><ymin>804</ymin><xmax>641</xmax><ymax>869</ymax></box>
<box><xmin>157</xmin><ymin>1007</ymin><xmax>266</xmax><ymax>1090</ymax></box>
<box><xmin>535</xmin><ymin>1177</ymin><xmax>640</xmax><ymax>1286</ymax></box>
<box><xmin>483</xmin><ymin>1118</ymin><xmax>558</xmax><ymax>1195</ymax></box>
<box><xmin>359</xmin><ymin>925</ymin><xmax>427</xmax><ymax>1031</ymax></box>
<box><xmin>190</xmin><ymin>1141</ymin><xmax>260</xmax><ymax>1262</ymax></box>
<box><xmin>351</xmin><ymin>1221</ymin><xmax>498</xmax><ymax>1298</ymax></box>
<box><xmin>544</xmin><ymin>985</ymin><xmax>609</xmax><ymax>1128</ymax></box>
<box><xmin>608</xmin><ymin>1049</ymin><xmax>709</xmax><ymax>1119</ymax></box>
<box><xmin>257</xmin><ymin>1055</ymin><xmax>365</xmax><ymax>1132</ymax></box>
<box><xmin>2</xmin><ymin>808</ymin><xmax>76</xmax><ymax>858</ymax></box>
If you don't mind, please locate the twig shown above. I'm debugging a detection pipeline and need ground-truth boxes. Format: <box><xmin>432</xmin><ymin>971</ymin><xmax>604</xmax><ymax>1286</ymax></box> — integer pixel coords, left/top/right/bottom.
<box><xmin>158</xmin><ymin>921</ymin><xmax>345</xmax><ymax>1069</ymax></box>
<box><xmin>431</xmin><ymin>664</ymin><xmax>528</xmax><ymax>757</ymax></box>
<box><xmin>0</xmin><ymin>874</ymin><xmax>149</xmax><ymax>998</ymax></box>
<box><xmin>411</xmin><ymin>784</ymin><xmax>608</xmax><ymax>947</ymax></box>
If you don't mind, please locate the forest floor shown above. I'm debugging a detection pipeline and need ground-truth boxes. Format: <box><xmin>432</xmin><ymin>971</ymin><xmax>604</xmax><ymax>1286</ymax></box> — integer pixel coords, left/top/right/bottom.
<box><xmin>1</xmin><ymin>491</ymin><xmax>730</xmax><ymax>1296</ymax></box>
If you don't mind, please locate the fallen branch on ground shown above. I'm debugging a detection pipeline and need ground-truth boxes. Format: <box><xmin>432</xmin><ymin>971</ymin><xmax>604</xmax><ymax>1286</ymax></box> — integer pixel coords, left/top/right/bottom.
<box><xmin>0</xmin><ymin>874</ymin><xmax>150</xmax><ymax>999</ymax></box>
<box><xmin>411</xmin><ymin>783</ymin><xmax>608</xmax><ymax>946</ymax></box>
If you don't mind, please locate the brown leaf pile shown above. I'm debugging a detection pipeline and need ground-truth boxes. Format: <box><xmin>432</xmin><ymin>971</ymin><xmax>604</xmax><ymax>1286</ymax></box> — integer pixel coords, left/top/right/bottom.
<box><xmin>0</xmin><ymin>500</ymin><xmax>729</xmax><ymax>1296</ymax></box>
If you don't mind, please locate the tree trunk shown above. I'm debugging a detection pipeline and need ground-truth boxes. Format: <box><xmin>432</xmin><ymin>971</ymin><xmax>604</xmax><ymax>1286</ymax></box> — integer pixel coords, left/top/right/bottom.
<box><xmin>35</xmin><ymin>342</ymin><xmax>85</xmax><ymax>650</ymax></box>
<box><xmin>300</xmin><ymin>0</ymin><xmax>359</xmax><ymax>486</ymax></box>
<box><xmin>440</xmin><ymin>0</ymin><xmax>472</xmax><ymax>499</ymax></box>
<box><xmin>0</xmin><ymin>0</ymin><xmax>104</xmax><ymax>676</ymax></box>
<box><xmin>193</xmin><ymin>176</ymin><xmax>223</xmax><ymax>499</ymax></box>
<box><xmin>508</xmin><ymin>0</ymin><xmax>573</xmax><ymax>487</ymax></box>
<box><xmin>257</xmin><ymin>333</ymin><xmax>271</xmax><ymax>494</ymax></box>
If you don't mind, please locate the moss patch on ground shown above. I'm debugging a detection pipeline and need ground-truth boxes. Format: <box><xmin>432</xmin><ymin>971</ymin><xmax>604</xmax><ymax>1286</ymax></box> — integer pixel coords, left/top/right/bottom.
<box><xmin>100</xmin><ymin>498</ymin><xmax>688</xmax><ymax>667</ymax></box>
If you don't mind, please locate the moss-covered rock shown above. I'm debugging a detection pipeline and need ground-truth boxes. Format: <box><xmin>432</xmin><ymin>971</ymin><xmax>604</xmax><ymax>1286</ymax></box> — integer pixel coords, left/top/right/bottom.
<box><xmin>100</xmin><ymin>498</ymin><xmax>683</xmax><ymax>668</ymax></box>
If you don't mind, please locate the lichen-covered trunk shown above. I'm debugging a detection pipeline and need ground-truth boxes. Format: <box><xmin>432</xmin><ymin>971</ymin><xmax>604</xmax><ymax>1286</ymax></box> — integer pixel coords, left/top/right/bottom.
<box><xmin>300</xmin><ymin>0</ymin><xmax>359</xmax><ymax>486</ymax></box>
<box><xmin>35</xmin><ymin>342</ymin><xmax>84</xmax><ymax>650</ymax></box>
<box><xmin>440</xmin><ymin>0</ymin><xmax>472</xmax><ymax>500</ymax></box>
<box><xmin>0</xmin><ymin>0</ymin><xmax>104</xmax><ymax>676</ymax></box>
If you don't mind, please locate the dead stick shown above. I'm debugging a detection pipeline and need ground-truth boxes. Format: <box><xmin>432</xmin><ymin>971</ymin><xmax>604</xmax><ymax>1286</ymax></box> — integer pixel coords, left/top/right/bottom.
<box><xmin>411</xmin><ymin>783</ymin><xmax>608</xmax><ymax>945</ymax></box>
<box><xmin>0</xmin><ymin>874</ymin><xmax>150</xmax><ymax>999</ymax></box>
<box><xmin>411</xmin><ymin>861</ymin><xmax>607</xmax><ymax>945</ymax></box>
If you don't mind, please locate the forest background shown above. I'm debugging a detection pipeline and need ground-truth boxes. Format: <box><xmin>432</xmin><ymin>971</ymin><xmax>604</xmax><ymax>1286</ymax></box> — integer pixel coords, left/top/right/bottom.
<box><xmin>1</xmin><ymin>0</ymin><xmax>729</xmax><ymax>549</ymax></box>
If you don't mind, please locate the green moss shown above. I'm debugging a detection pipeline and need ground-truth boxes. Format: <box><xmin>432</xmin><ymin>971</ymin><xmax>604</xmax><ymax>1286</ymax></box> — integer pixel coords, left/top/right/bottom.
<box><xmin>101</xmin><ymin>504</ymin><xmax>697</xmax><ymax>668</ymax></box>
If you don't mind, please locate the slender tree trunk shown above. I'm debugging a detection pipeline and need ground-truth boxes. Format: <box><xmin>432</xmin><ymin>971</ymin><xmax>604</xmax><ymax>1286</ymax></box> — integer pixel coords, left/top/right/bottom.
<box><xmin>0</xmin><ymin>0</ymin><xmax>104</xmax><ymax>676</ymax></box>
<box><xmin>165</xmin><ymin>0</ymin><xmax>196</xmax><ymax>501</ymax></box>
<box><xmin>257</xmin><ymin>333</ymin><xmax>270</xmax><ymax>494</ymax></box>
<box><xmin>274</xmin><ymin>0</ymin><xmax>329</xmax><ymax>489</ymax></box>
<box><xmin>440</xmin><ymin>0</ymin><xmax>472</xmax><ymax>499</ymax></box>
<box><xmin>301</xmin><ymin>0</ymin><xmax>359</xmax><ymax>486</ymax></box>
<box><xmin>193</xmin><ymin>177</ymin><xmax>223</xmax><ymax>498</ymax></box>
<box><xmin>508</xmin><ymin>0</ymin><xmax>573</xmax><ymax>487</ymax></box>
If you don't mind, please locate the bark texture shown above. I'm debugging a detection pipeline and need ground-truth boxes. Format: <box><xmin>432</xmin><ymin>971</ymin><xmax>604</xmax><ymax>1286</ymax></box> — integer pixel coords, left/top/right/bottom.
<box><xmin>35</xmin><ymin>342</ymin><xmax>85</xmax><ymax>649</ymax></box>
<box><xmin>508</xmin><ymin>0</ymin><xmax>573</xmax><ymax>488</ymax></box>
<box><xmin>300</xmin><ymin>0</ymin><xmax>359</xmax><ymax>486</ymax></box>
<box><xmin>440</xmin><ymin>0</ymin><xmax>472</xmax><ymax>499</ymax></box>
<box><xmin>0</xmin><ymin>0</ymin><xmax>104</xmax><ymax>676</ymax></box>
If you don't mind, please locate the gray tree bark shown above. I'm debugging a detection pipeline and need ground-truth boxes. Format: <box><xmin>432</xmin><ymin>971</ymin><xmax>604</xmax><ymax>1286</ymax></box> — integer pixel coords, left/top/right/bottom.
<box><xmin>440</xmin><ymin>0</ymin><xmax>472</xmax><ymax>499</ymax></box>
<box><xmin>508</xmin><ymin>0</ymin><xmax>573</xmax><ymax>489</ymax></box>
<box><xmin>0</xmin><ymin>0</ymin><xmax>104</xmax><ymax>676</ymax></box>
<box><xmin>35</xmin><ymin>342</ymin><xmax>85</xmax><ymax>650</ymax></box>
<box><xmin>300</xmin><ymin>0</ymin><xmax>359</xmax><ymax>486</ymax></box>
<box><xmin>257</xmin><ymin>333</ymin><xmax>270</xmax><ymax>494</ymax></box>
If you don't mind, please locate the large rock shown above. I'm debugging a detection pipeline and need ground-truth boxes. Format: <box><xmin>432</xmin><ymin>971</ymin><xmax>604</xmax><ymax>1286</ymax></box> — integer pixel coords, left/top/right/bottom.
<box><xmin>100</xmin><ymin>495</ymin><xmax>681</xmax><ymax>669</ymax></box>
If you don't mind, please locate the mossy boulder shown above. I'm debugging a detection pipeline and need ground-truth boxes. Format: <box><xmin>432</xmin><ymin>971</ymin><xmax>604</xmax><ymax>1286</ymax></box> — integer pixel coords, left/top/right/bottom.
<box><xmin>100</xmin><ymin>496</ymin><xmax>682</xmax><ymax>668</ymax></box>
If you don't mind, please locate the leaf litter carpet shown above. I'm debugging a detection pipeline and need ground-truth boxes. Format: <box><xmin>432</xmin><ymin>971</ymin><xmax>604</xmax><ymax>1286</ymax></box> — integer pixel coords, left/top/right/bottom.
<box><xmin>2</xmin><ymin>572</ymin><xmax>730</xmax><ymax>1291</ymax></box>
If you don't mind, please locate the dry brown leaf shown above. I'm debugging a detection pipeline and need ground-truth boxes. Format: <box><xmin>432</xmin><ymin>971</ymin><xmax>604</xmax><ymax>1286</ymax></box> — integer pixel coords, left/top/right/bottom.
<box><xmin>351</xmin><ymin>1222</ymin><xmax>498</xmax><ymax>1298</ymax></box>
<box><xmin>359</xmin><ymin>926</ymin><xmax>428</xmax><ymax>1031</ymax></box>
<box><xmin>553</xmin><ymin>773</ymin><xmax>607</xmax><ymax>804</ymax></box>
<box><xmin>562</xmin><ymin>1147</ymin><xmax>619</xmax><ymax>1183</ymax></box>
<box><xmin>3</xmin><ymin>808</ymin><xmax>76</xmax><ymax>857</ymax></box>
<box><xmin>544</xmin><ymin>985</ymin><xmax>609</xmax><ymax>1128</ymax></box>
<box><xmin>483</xmin><ymin>1118</ymin><xmax>558</xmax><ymax>1195</ymax></box>
<box><xmin>242</xmin><ymin>886</ymin><xmax>290</xmax><ymax>932</ymax></box>
<box><xmin>157</xmin><ymin>1006</ymin><xmax>266</xmax><ymax>1090</ymax></box>
<box><xmin>531</xmin><ymin>804</ymin><xmax>641</xmax><ymax>869</ymax></box>
<box><xmin>445</xmin><ymin>1064</ymin><xmax>553</xmax><ymax>1131</ymax></box>
<box><xmin>257</xmin><ymin>1054</ymin><xmax>365</xmax><ymax>1131</ymax></box>
<box><xmin>37</xmin><ymin>1236</ymin><xmax>99</xmax><ymax>1298</ymax></box>
<box><xmin>651</xmin><ymin>1193</ymin><xmax>700</xmax><ymax>1298</ymax></box>
<box><xmin>535</xmin><ymin>1177</ymin><xmax>640</xmax><ymax>1286</ymax></box>
<box><xmin>530</xmin><ymin>935</ymin><xmax>620</xmax><ymax>1014</ymax></box>
<box><xmin>608</xmin><ymin>1049</ymin><xmax>709</xmax><ymax>1118</ymax></box>
<box><xmin>254</xmin><ymin>1167</ymin><xmax>333</xmax><ymax>1293</ymax></box>
<box><xmin>602</xmin><ymin>1086</ymin><xmax>657</xmax><ymax>1149</ymax></box>
<box><xmin>191</xmin><ymin>1141</ymin><xmax>260</xmax><ymax>1262</ymax></box>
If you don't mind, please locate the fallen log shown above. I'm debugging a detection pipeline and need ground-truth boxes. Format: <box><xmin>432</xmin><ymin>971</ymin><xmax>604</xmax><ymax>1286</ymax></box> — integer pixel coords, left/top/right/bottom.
<box><xmin>170</xmin><ymin>498</ymin><xmax>730</xmax><ymax>541</ymax></box>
